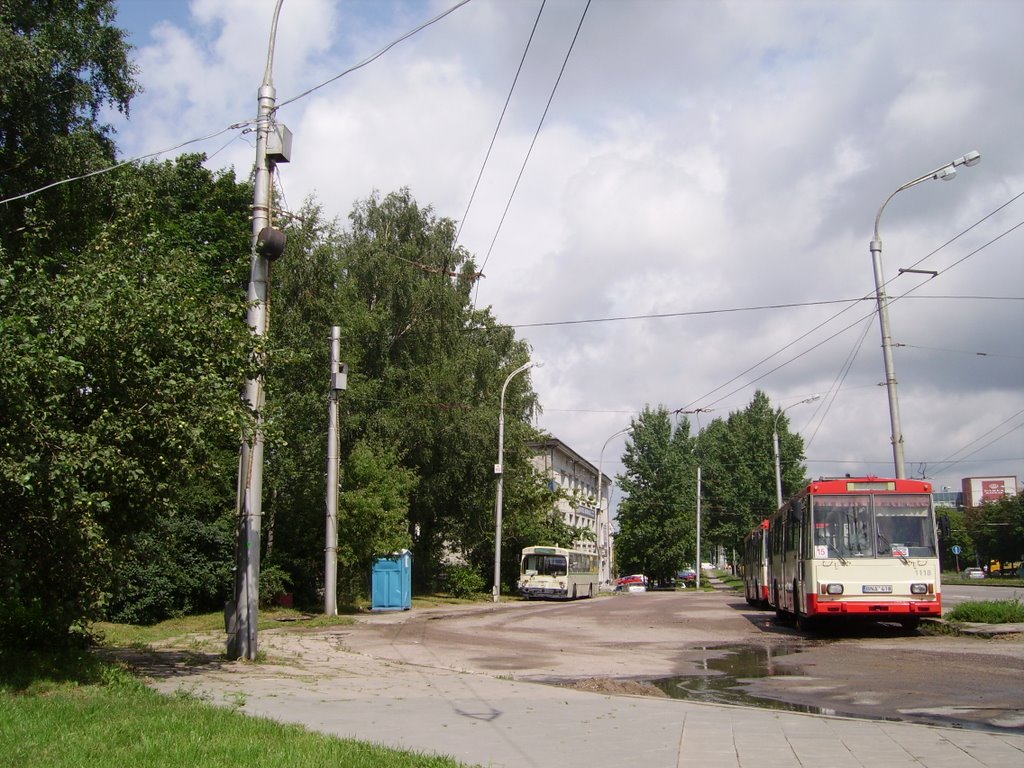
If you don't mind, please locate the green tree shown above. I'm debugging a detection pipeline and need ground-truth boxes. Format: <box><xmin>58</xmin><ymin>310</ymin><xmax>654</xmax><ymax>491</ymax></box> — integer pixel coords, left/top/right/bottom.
<box><xmin>0</xmin><ymin>156</ymin><xmax>254</xmax><ymax>643</ymax></box>
<box><xmin>0</xmin><ymin>0</ymin><xmax>138</xmax><ymax>266</ymax></box>
<box><xmin>965</xmin><ymin>494</ymin><xmax>1024</xmax><ymax>571</ymax></box>
<box><xmin>696</xmin><ymin>391</ymin><xmax>809</xmax><ymax>560</ymax></box>
<box><xmin>262</xmin><ymin>190</ymin><xmax>548</xmax><ymax>600</ymax></box>
<box><xmin>615</xmin><ymin>407</ymin><xmax>696</xmax><ymax>584</ymax></box>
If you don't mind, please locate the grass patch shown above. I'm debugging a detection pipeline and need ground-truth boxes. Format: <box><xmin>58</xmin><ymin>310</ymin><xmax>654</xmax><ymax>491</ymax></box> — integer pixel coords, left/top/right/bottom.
<box><xmin>945</xmin><ymin>599</ymin><xmax>1024</xmax><ymax>624</ymax></box>
<box><xmin>942</xmin><ymin>573</ymin><xmax>1024</xmax><ymax>588</ymax></box>
<box><xmin>0</xmin><ymin>652</ymin><xmax>466</xmax><ymax>768</ymax></box>
<box><xmin>92</xmin><ymin>609</ymin><xmax>355</xmax><ymax>649</ymax></box>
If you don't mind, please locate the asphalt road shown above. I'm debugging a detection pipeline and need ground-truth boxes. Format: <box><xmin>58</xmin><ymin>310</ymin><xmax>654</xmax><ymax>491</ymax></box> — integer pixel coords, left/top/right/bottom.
<box><xmin>334</xmin><ymin>586</ymin><xmax>1024</xmax><ymax>733</ymax></box>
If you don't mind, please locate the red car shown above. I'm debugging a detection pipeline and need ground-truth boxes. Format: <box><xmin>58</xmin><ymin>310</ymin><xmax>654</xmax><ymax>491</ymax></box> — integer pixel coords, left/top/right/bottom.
<box><xmin>615</xmin><ymin>574</ymin><xmax>648</xmax><ymax>592</ymax></box>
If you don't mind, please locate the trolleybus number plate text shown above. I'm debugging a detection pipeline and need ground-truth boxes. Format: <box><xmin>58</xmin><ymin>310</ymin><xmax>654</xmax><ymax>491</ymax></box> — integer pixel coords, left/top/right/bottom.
<box><xmin>862</xmin><ymin>585</ymin><xmax>892</xmax><ymax>594</ymax></box>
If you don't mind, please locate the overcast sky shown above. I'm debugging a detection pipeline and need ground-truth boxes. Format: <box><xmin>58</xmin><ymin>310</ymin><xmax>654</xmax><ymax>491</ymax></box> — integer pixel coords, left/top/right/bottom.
<box><xmin>110</xmin><ymin>0</ymin><xmax>1023</xmax><ymax>503</ymax></box>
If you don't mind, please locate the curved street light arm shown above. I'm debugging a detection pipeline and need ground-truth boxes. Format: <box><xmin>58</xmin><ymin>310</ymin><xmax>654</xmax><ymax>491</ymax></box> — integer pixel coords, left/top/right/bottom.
<box><xmin>493</xmin><ymin>360</ymin><xmax>542</xmax><ymax>602</ymax></box>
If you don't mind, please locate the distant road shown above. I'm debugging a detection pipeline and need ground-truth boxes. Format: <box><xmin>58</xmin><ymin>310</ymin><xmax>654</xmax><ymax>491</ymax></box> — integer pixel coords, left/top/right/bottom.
<box><xmin>942</xmin><ymin>582</ymin><xmax>1024</xmax><ymax>609</ymax></box>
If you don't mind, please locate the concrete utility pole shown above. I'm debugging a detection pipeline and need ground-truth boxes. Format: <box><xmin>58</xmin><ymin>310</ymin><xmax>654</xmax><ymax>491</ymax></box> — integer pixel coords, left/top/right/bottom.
<box><xmin>228</xmin><ymin>0</ymin><xmax>291</xmax><ymax>661</ymax></box>
<box><xmin>695</xmin><ymin>466</ymin><xmax>702</xmax><ymax>590</ymax></box>
<box><xmin>324</xmin><ymin>326</ymin><xmax>347</xmax><ymax>616</ymax></box>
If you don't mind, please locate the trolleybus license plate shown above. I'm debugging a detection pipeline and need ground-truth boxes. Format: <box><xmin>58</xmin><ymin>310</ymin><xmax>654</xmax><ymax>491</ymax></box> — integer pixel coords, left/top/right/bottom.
<box><xmin>862</xmin><ymin>585</ymin><xmax>892</xmax><ymax>593</ymax></box>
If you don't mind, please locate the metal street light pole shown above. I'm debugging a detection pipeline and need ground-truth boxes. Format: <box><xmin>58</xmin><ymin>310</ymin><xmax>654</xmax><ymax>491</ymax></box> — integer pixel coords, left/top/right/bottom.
<box><xmin>870</xmin><ymin>150</ymin><xmax>980</xmax><ymax>480</ymax></box>
<box><xmin>492</xmin><ymin>360</ymin><xmax>542</xmax><ymax>603</ymax></box>
<box><xmin>596</xmin><ymin>426</ymin><xmax>632</xmax><ymax>587</ymax></box>
<box><xmin>773</xmin><ymin>396</ymin><xmax>821</xmax><ymax>509</ymax></box>
<box><xmin>228</xmin><ymin>0</ymin><xmax>290</xmax><ymax>661</ymax></box>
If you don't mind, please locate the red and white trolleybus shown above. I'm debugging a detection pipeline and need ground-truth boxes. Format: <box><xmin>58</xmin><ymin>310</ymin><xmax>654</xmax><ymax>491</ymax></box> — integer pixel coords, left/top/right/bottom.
<box><xmin>742</xmin><ymin>519</ymin><xmax>770</xmax><ymax>607</ymax></box>
<box><xmin>766</xmin><ymin>477</ymin><xmax>941</xmax><ymax>631</ymax></box>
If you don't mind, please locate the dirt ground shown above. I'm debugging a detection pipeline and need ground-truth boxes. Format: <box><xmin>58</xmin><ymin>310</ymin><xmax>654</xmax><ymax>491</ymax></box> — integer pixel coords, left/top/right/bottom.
<box><xmin>138</xmin><ymin>589</ymin><xmax>1024</xmax><ymax>734</ymax></box>
<box><xmin>304</xmin><ymin>589</ymin><xmax>1024</xmax><ymax>732</ymax></box>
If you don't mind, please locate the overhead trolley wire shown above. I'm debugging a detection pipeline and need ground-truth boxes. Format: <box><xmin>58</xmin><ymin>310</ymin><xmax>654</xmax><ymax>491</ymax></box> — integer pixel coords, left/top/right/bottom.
<box><xmin>455</xmin><ymin>0</ymin><xmax>547</xmax><ymax>247</ymax></box>
<box><xmin>473</xmin><ymin>0</ymin><xmax>593</xmax><ymax>304</ymax></box>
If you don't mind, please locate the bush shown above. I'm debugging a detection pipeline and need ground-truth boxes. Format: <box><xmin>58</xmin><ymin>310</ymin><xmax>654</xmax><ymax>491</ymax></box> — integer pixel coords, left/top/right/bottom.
<box><xmin>259</xmin><ymin>565</ymin><xmax>293</xmax><ymax>608</ymax></box>
<box><xmin>444</xmin><ymin>565</ymin><xmax>485</xmax><ymax>598</ymax></box>
<box><xmin>945</xmin><ymin>599</ymin><xmax>1024</xmax><ymax>624</ymax></box>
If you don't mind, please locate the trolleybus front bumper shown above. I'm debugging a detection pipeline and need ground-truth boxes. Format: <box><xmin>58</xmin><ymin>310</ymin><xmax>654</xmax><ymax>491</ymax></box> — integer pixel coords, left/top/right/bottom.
<box><xmin>807</xmin><ymin>594</ymin><xmax>941</xmax><ymax>617</ymax></box>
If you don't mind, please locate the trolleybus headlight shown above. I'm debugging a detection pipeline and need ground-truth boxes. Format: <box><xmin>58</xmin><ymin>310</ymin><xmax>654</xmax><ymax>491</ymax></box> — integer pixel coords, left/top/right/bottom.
<box><xmin>825</xmin><ymin>583</ymin><xmax>844</xmax><ymax>595</ymax></box>
<box><xmin>910</xmin><ymin>583</ymin><xmax>928</xmax><ymax>595</ymax></box>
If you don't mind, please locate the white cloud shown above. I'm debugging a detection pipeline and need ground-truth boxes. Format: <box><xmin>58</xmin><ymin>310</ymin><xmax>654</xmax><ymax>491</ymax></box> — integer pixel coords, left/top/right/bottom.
<box><xmin>111</xmin><ymin>0</ymin><xmax>1024</xmax><ymax>496</ymax></box>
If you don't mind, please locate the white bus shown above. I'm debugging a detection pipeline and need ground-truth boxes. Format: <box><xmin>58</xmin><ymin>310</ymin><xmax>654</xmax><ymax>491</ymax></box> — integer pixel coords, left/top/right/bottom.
<box><xmin>518</xmin><ymin>546</ymin><xmax>598</xmax><ymax>600</ymax></box>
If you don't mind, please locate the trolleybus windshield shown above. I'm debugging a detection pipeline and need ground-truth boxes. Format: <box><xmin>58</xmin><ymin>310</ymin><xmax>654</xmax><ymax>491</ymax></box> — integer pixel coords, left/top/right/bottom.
<box><xmin>811</xmin><ymin>493</ymin><xmax>935</xmax><ymax>559</ymax></box>
<box><xmin>521</xmin><ymin>553</ymin><xmax>567</xmax><ymax>577</ymax></box>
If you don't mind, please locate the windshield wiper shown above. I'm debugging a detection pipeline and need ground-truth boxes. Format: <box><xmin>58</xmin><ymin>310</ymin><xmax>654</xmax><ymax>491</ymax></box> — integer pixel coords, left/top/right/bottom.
<box><xmin>828</xmin><ymin>543</ymin><xmax>848</xmax><ymax>565</ymax></box>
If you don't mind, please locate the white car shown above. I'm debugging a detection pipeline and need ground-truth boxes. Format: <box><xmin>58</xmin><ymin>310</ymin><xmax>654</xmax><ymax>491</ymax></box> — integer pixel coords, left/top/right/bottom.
<box><xmin>963</xmin><ymin>567</ymin><xmax>986</xmax><ymax>579</ymax></box>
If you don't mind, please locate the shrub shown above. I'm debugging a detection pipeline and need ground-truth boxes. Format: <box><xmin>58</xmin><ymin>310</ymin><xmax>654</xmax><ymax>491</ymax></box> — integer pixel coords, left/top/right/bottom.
<box><xmin>445</xmin><ymin>565</ymin><xmax>485</xmax><ymax>598</ymax></box>
<box><xmin>259</xmin><ymin>565</ymin><xmax>293</xmax><ymax>608</ymax></box>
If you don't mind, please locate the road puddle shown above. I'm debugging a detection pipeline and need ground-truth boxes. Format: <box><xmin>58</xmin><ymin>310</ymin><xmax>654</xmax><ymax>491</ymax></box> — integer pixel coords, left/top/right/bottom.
<box><xmin>649</xmin><ymin>643</ymin><xmax>1022</xmax><ymax>732</ymax></box>
<box><xmin>650</xmin><ymin>644</ymin><xmax>837</xmax><ymax>715</ymax></box>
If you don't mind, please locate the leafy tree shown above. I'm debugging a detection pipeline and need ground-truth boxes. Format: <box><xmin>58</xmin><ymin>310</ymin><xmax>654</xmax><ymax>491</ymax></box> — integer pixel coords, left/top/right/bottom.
<box><xmin>615</xmin><ymin>407</ymin><xmax>696</xmax><ymax>584</ymax></box>
<box><xmin>936</xmin><ymin>505</ymin><xmax>974</xmax><ymax>572</ymax></box>
<box><xmin>0</xmin><ymin>0</ymin><xmax>138</xmax><ymax>266</ymax></box>
<box><xmin>0</xmin><ymin>156</ymin><xmax>253</xmax><ymax>644</ymax></box>
<box><xmin>262</xmin><ymin>190</ymin><xmax>549</xmax><ymax>600</ymax></box>
<box><xmin>965</xmin><ymin>494</ymin><xmax>1024</xmax><ymax>571</ymax></box>
<box><xmin>696</xmin><ymin>391</ymin><xmax>809</xmax><ymax>560</ymax></box>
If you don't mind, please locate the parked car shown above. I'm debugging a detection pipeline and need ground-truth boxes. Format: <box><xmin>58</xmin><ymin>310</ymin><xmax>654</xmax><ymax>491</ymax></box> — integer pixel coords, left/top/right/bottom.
<box><xmin>678</xmin><ymin>567</ymin><xmax>698</xmax><ymax>584</ymax></box>
<box><xmin>615</xmin><ymin>574</ymin><xmax>648</xmax><ymax>592</ymax></box>
<box><xmin>963</xmin><ymin>567</ymin><xmax>986</xmax><ymax>579</ymax></box>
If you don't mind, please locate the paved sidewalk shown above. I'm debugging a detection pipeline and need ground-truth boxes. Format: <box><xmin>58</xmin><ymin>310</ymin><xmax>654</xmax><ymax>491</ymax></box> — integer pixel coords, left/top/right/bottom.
<box><xmin>145</xmin><ymin>631</ymin><xmax>1024</xmax><ymax>768</ymax></box>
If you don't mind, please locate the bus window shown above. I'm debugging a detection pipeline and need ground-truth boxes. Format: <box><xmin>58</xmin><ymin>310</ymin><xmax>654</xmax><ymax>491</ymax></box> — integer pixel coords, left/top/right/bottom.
<box><xmin>812</xmin><ymin>495</ymin><xmax>872</xmax><ymax>558</ymax></box>
<box><xmin>875</xmin><ymin>495</ymin><xmax>935</xmax><ymax>557</ymax></box>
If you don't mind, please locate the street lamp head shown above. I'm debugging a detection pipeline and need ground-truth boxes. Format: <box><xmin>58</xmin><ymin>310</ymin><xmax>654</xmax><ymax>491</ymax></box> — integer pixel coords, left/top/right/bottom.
<box><xmin>532</xmin><ymin>360</ymin><xmax>544</xmax><ymax>369</ymax></box>
<box><xmin>933</xmin><ymin>165</ymin><xmax>957</xmax><ymax>182</ymax></box>
<box><xmin>957</xmin><ymin>150</ymin><xmax>981</xmax><ymax>167</ymax></box>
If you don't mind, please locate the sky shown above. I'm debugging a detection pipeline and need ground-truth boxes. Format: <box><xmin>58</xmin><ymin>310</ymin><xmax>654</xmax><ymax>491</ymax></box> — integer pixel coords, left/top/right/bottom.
<box><xmin>108</xmin><ymin>0</ymin><xmax>1023</xmax><ymax>507</ymax></box>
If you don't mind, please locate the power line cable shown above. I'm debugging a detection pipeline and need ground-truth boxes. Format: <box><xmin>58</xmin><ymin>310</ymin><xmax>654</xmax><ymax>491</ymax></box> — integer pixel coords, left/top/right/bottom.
<box><xmin>803</xmin><ymin>315</ymin><xmax>874</xmax><ymax>451</ymax></box>
<box><xmin>677</xmin><ymin>214</ymin><xmax>1024</xmax><ymax>414</ymax></box>
<box><xmin>0</xmin><ymin>123</ymin><xmax>249</xmax><ymax>206</ymax></box>
<box><xmin>455</xmin><ymin>0</ymin><xmax>546</xmax><ymax>246</ymax></box>
<box><xmin>0</xmin><ymin>0</ymin><xmax>471</xmax><ymax>207</ymax></box>
<box><xmin>473</xmin><ymin>0</ymin><xmax>592</xmax><ymax>304</ymax></box>
<box><xmin>274</xmin><ymin>0</ymin><xmax>475</xmax><ymax>111</ymax></box>
<box><xmin>927</xmin><ymin>407</ymin><xmax>1024</xmax><ymax>476</ymax></box>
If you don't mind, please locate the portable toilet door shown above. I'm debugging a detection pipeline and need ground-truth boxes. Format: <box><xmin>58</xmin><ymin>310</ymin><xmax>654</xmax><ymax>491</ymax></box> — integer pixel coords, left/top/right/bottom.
<box><xmin>371</xmin><ymin>550</ymin><xmax>412</xmax><ymax>611</ymax></box>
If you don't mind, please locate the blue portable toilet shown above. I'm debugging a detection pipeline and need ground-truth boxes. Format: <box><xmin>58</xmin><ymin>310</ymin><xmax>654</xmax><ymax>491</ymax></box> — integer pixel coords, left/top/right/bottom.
<box><xmin>371</xmin><ymin>550</ymin><xmax>412</xmax><ymax>611</ymax></box>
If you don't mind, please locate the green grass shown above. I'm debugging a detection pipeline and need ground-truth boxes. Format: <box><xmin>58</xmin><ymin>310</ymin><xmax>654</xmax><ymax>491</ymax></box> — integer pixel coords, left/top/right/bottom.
<box><xmin>942</xmin><ymin>572</ymin><xmax>1024</xmax><ymax>588</ymax></box>
<box><xmin>1</xmin><ymin>605</ymin><xmax>476</xmax><ymax>768</ymax></box>
<box><xmin>0</xmin><ymin>650</ymin><xmax>467</xmax><ymax>768</ymax></box>
<box><xmin>92</xmin><ymin>608</ymin><xmax>356</xmax><ymax>649</ymax></box>
<box><xmin>944</xmin><ymin>599</ymin><xmax>1024</xmax><ymax>624</ymax></box>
